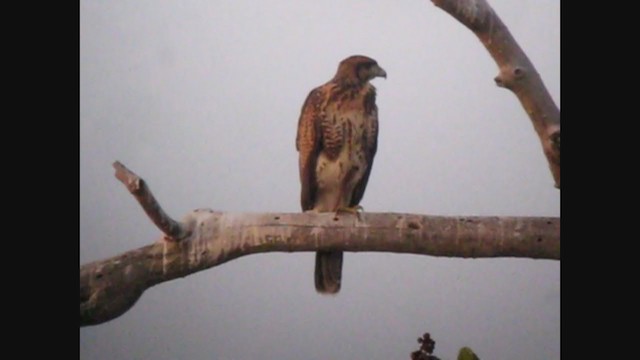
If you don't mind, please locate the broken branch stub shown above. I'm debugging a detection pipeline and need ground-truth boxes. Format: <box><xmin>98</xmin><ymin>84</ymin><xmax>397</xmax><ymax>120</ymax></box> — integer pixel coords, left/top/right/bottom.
<box><xmin>113</xmin><ymin>161</ymin><xmax>190</xmax><ymax>241</ymax></box>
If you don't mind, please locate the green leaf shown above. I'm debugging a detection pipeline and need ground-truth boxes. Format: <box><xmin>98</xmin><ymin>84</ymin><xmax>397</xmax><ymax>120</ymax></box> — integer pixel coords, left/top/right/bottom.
<box><xmin>457</xmin><ymin>347</ymin><xmax>479</xmax><ymax>360</ymax></box>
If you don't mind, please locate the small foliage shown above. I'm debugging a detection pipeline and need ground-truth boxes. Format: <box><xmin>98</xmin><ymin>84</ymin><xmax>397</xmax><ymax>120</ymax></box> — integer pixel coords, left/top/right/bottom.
<box><xmin>410</xmin><ymin>333</ymin><xmax>440</xmax><ymax>360</ymax></box>
<box><xmin>457</xmin><ymin>347</ymin><xmax>480</xmax><ymax>360</ymax></box>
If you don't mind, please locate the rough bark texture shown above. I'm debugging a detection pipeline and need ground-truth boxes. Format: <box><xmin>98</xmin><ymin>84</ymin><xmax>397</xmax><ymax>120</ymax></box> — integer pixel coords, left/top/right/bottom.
<box><xmin>80</xmin><ymin>210</ymin><xmax>559</xmax><ymax>326</ymax></box>
<box><xmin>432</xmin><ymin>0</ymin><xmax>560</xmax><ymax>188</ymax></box>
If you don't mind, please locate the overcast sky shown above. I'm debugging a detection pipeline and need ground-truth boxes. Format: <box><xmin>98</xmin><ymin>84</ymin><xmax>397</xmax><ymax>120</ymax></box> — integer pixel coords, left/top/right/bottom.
<box><xmin>80</xmin><ymin>0</ymin><xmax>560</xmax><ymax>359</ymax></box>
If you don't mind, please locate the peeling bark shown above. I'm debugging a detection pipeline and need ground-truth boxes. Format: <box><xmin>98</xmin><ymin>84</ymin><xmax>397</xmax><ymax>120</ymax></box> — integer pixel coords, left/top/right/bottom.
<box><xmin>431</xmin><ymin>0</ymin><xmax>560</xmax><ymax>188</ymax></box>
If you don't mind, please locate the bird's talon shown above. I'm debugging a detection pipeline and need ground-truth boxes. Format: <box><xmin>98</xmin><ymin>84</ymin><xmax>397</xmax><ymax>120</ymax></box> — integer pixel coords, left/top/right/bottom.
<box><xmin>333</xmin><ymin>206</ymin><xmax>365</xmax><ymax>221</ymax></box>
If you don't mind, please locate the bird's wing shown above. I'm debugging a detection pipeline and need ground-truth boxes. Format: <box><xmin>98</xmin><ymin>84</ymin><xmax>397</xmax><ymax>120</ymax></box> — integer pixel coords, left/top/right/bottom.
<box><xmin>350</xmin><ymin>87</ymin><xmax>379</xmax><ymax>207</ymax></box>
<box><xmin>296</xmin><ymin>86</ymin><xmax>326</xmax><ymax>211</ymax></box>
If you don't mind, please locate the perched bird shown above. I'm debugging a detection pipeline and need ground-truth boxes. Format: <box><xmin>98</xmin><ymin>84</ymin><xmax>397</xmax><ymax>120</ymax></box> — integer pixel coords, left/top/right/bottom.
<box><xmin>296</xmin><ymin>55</ymin><xmax>386</xmax><ymax>294</ymax></box>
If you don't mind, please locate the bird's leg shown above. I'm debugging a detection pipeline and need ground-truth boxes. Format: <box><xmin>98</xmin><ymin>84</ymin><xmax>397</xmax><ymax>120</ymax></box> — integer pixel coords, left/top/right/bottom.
<box><xmin>334</xmin><ymin>205</ymin><xmax>364</xmax><ymax>222</ymax></box>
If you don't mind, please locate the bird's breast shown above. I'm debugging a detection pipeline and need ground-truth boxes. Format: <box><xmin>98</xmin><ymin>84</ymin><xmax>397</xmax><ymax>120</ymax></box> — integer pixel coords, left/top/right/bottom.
<box><xmin>316</xmin><ymin>114</ymin><xmax>369</xmax><ymax>188</ymax></box>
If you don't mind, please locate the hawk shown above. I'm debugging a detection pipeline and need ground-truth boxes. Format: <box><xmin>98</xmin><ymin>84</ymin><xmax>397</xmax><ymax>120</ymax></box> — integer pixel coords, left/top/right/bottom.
<box><xmin>296</xmin><ymin>55</ymin><xmax>386</xmax><ymax>294</ymax></box>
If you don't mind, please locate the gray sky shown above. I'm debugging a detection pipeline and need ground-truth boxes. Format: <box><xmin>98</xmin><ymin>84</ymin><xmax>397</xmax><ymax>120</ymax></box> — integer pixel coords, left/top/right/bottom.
<box><xmin>80</xmin><ymin>0</ymin><xmax>560</xmax><ymax>359</ymax></box>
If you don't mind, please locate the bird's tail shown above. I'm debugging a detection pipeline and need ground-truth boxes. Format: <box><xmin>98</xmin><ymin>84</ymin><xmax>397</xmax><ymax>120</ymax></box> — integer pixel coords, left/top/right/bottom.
<box><xmin>315</xmin><ymin>250</ymin><xmax>343</xmax><ymax>294</ymax></box>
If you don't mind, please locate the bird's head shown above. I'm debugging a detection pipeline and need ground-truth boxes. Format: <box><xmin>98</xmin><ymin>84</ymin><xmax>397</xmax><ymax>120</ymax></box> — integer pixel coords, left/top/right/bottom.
<box><xmin>334</xmin><ymin>55</ymin><xmax>387</xmax><ymax>85</ymax></box>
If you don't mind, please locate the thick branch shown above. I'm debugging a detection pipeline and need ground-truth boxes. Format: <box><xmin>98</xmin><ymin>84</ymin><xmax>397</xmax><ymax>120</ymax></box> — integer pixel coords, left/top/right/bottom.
<box><xmin>80</xmin><ymin>210</ymin><xmax>559</xmax><ymax>326</ymax></box>
<box><xmin>431</xmin><ymin>0</ymin><xmax>560</xmax><ymax>188</ymax></box>
<box><xmin>81</xmin><ymin>162</ymin><xmax>560</xmax><ymax>326</ymax></box>
<box><xmin>113</xmin><ymin>161</ymin><xmax>189</xmax><ymax>240</ymax></box>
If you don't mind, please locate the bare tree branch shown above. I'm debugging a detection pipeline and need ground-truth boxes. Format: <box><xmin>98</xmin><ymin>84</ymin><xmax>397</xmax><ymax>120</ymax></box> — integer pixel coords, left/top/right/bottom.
<box><xmin>113</xmin><ymin>161</ymin><xmax>189</xmax><ymax>240</ymax></box>
<box><xmin>81</xmin><ymin>162</ymin><xmax>559</xmax><ymax>326</ymax></box>
<box><xmin>431</xmin><ymin>0</ymin><xmax>560</xmax><ymax>188</ymax></box>
<box><xmin>80</xmin><ymin>211</ymin><xmax>559</xmax><ymax>326</ymax></box>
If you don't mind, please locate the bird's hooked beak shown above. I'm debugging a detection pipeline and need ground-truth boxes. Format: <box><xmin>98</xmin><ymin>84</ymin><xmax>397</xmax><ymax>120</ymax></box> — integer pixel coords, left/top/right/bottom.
<box><xmin>372</xmin><ymin>64</ymin><xmax>387</xmax><ymax>79</ymax></box>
